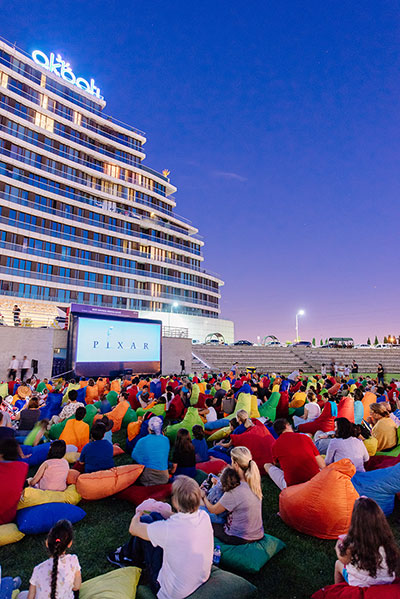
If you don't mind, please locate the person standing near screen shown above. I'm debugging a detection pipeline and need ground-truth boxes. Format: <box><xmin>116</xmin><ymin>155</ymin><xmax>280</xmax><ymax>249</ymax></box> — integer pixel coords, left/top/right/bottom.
<box><xmin>20</xmin><ymin>355</ymin><xmax>30</xmax><ymax>382</ymax></box>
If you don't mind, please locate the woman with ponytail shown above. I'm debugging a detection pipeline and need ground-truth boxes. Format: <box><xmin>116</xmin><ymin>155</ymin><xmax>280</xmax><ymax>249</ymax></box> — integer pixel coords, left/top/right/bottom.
<box><xmin>23</xmin><ymin>520</ymin><xmax>81</xmax><ymax>599</ymax></box>
<box><xmin>201</xmin><ymin>446</ymin><xmax>264</xmax><ymax>545</ymax></box>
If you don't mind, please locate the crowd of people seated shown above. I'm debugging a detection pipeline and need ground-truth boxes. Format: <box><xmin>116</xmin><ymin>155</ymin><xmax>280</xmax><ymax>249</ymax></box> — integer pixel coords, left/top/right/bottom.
<box><xmin>2</xmin><ymin>366</ymin><xmax>400</xmax><ymax>598</ymax></box>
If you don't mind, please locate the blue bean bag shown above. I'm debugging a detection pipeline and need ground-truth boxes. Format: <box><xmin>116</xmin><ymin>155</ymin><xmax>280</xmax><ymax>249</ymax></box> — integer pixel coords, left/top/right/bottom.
<box><xmin>205</xmin><ymin>419</ymin><xmax>230</xmax><ymax>431</ymax></box>
<box><xmin>16</xmin><ymin>503</ymin><xmax>86</xmax><ymax>534</ymax></box>
<box><xmin>19</xmin><ymin>443</ymin><xmax>51</xmax><ymax>467</ymax></box>
<box><xmin>352</xmin><ymin>463</ymin><xmax>400</xmax><ymax>515</ymax></box>
<box><xmin>77</xmin><ymin>387</ymin><xmax>87</xmax><ymax>405</ymax></box>
<box><xmin>208</xmin><ymin>447</ymin><xmax>231</xmax><ymax>463</ymax></box>
<box><xmin>39</xmin><ymin>393</ymin><xmax>63</xmax><ymax>420</ymax></box>
<box><xmin>14</xmin><ymin>400</ymin><xmax>26</xmax><ymax>411</ymax></box>
<box><xmin>214</xmin><ymin>533</ymin><xmax>286</xmax><ymax>573</ymax></box>
<box><xmin>281</xmin><ymin>380</ymin><xmax>290</xmax><ymax>392</ymax></box>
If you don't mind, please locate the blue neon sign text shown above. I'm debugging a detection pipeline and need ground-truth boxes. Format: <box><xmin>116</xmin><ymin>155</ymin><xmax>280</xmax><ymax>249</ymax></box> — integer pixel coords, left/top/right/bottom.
<box><xmin>31</xmin><ymin>50</ymin><xmax>103</xmax><ymax>100</ymax></box>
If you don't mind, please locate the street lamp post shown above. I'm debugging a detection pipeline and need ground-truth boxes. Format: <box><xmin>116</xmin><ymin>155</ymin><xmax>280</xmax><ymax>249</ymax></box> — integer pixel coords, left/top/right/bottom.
<box><xmin>295</xmin><ymin>310</ymin><xmax>305</xmax><ymax>342</ymax></box>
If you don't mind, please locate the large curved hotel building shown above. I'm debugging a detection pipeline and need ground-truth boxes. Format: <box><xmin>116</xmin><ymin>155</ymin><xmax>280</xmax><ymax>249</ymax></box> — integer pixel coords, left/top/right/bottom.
<box><xmin>0</xmin><ymin>38</ymin><xmax>234</xmax><ymax>343</ymax></box>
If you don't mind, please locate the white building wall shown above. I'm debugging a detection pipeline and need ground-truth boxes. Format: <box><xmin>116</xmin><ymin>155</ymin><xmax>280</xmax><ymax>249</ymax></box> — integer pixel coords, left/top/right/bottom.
<box><xmin>138</xmin><ymin>311</ymin><xmax>235</xmax><ymax>344</ymax></box>
<box><xmin>0</xmin><ymin>327</ymin><xmax>55</xmax><ymax>381</ymax></box>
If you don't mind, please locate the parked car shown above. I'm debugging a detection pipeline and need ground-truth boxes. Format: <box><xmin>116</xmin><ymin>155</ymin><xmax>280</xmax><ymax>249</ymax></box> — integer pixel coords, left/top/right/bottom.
<box><xmin>233</xmin><ymin>340</ymin><xmax>253</xmax><ymax>346</ymax></box>
<box><xmin>374</xmin><ymin>343</ymin><xmax>394</xmax><ymax>349</ymax></box>
<box><xmin>354</xmin><ymin>344</ymin><xmax>372</xmax><ymax>349</ymax></box>
<box><xmin>288</xmin><ymin>341</ymin><xmax>312</xmax><ymax>348</ymax></box>
<box><xmin>264</xmin><ymin>341</ymin><xmax>284</xmax><ymax>347</ymax></box>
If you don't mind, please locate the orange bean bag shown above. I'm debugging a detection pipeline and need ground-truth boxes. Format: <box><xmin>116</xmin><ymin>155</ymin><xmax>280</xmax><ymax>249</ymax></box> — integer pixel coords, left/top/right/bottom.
<box><xmin>279</xmin><ymin>459</ymin><xmax>359</xmax><ymax>539</ymax></box>
<box><xmin>75</xmin><ymin>464</ymin><xmax>144</xmax><ymax>500</ymax></box>
<box><xmin>67</xmin><ymin>469</ymin><xmax>80</xmax><ymax>485</ymax></box>
<box><xmin>337</xmin><ymin>396</ymin><xmax>354</xmax><ymax>422</ymax></box>
<box><xmin>127</xmin><ymin>420</ymin><xmax>142</xmax><ymax>442</ymax></box>
<box><xmin>80</xmin><ymin>380</ymin><xmax>88</xmax><ymax>388</ymax></box>
<box><xmin>85</xmin><ymin>384</ymin><xmax>99</xmax><ymax>404</ymax></box>
<box><xmin>93</xmin><ymin>400</ymin><xmax>130</xmax><ymax>432</ymax></box>
<box><xmin>110</xmin><ymin>379</ymin><xmax>121</xmax><ymax>393</ymax></box>
<box><xmin>362</xmin><ymin>391</ymin><xmax>377</xmax><ymax>420</ymax></box>
<box><xmin>96</xmin><ymin>378</ymin><xmax>107</xmax><ymax>395</ymax></box>
<box><xmin>59</xmin><ymin>419</ymin><xmax>90</xmax><ymax>451</ymax></box>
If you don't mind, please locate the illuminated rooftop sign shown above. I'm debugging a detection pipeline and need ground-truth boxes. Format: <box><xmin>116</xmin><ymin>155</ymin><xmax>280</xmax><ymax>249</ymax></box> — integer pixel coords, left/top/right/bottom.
<box><xmin>32</xmin><ymin>50</ymin><xmax>103</xmax><ymax>100</ymax></box>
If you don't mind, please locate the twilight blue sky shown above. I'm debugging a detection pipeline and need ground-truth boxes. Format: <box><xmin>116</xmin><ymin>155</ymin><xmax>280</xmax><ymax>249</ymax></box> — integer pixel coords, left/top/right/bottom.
<box><xmin>2</xmin><ymin>1</ymin><xmax>400</xmax><ymax>342</ymax></box>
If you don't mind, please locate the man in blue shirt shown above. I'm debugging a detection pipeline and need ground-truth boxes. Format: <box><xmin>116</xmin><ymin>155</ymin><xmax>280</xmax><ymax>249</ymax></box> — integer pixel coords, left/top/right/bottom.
<box><xmin>79</xmin><ymin>421</ymin><xmax>114</xmax><ymax>473</ymax></box>
<box><xmin>131</xmin><ymin>416</ymin><xmax>170</xmax><ymax>486</ymax></box>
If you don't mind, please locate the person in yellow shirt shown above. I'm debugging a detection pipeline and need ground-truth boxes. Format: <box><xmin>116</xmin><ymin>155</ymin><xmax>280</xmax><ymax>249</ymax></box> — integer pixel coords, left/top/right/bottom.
<box><xmin>369</xmin><ymin>403</ymin><xmax>398</xmax><ymax>452</ymax></box>
<box><xmin>289</xmin><ymin>385</ymin><xmax>307</xmax><ymax>409</ymax></box>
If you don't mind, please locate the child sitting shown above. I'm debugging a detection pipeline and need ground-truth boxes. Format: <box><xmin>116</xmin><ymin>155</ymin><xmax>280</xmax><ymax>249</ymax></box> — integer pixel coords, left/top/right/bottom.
<box><xmin>18</xmin><ymin>519</ymin><xmax>81</xmax><ymax>599</ymax></box>
<box><xmin>191</xmin><ymin>425</ymin><xmax>209</xmax><ymax>463</ymax></box>
<box><xmin>170</xmin><ymin>428</ymin><xmax>196</xmax><ymax>478</ymax></box>
<box><xmin>335</xmin><ymin>496</ymin><xmax>400</xmax><ymax>587</ymax></box>
<box><xmin>100</xmin><ymin>415</ymin><xmax>114</xmax><ymax>445</ymax></box>
<box><xmin>78</xmin><ymin>421</ymin><xmax>114</xmax><ymax>473</ymax></box>
<box><xmin>59</xmin><ymin>406</ymin><xmax>89</xmax><ymax>452</ymax></box>
<box><xmin>28</xmin><ymin>440</ymin><xmax>69</xmax><ymax>492</ymax></box>
<box><xmin>200</xmin><ymin>466</ymin><xmax>241</xmax><ymax>523</ymax></box>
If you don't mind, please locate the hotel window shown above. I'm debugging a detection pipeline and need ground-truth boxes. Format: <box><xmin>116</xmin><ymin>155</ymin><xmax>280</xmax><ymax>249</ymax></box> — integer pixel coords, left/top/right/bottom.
<box><xmin>34</xmin><ymin>111</ymin><xmax>54</xmax><ymax>133</ymax></box>
<box><xmin>40</xmin><ymin>74</ymin><xmax>46</xmax><ymax>87</ymax></box>
<box><xmin>0</xmin><ymin>71</ymin><xmax>8</xmax><ymax>88</ymax></box>
<box><xmin>104</xmin><ymin>163</ymin><xmax>121</xmax><ymax>179</ymax></box>
<box><xmin>73</xmin><ymin>111</ymin><xmax>82</xmax><ymax>126</ymax></box>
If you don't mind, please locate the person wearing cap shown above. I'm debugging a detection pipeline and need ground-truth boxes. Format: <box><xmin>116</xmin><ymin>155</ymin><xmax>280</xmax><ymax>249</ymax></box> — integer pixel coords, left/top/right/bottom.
<box><xmin>131</xmin><ymin>416</ymin><xmax>170</xmax><ymax>486</ymax></box>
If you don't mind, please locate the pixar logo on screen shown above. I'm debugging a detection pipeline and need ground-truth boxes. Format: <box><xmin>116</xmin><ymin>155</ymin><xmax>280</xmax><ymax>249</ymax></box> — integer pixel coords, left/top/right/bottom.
<box><xmin>93</xmin><ymin>340</ymin><xmax>149</xmax><ymax>350</ymax></box>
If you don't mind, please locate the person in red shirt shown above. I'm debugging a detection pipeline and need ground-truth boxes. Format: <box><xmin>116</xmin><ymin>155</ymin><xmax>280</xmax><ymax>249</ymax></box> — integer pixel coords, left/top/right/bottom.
<box><xmin>264</xmin><ymin>419</ymin><xmax>325</xmax><ymax>490</ymax></box>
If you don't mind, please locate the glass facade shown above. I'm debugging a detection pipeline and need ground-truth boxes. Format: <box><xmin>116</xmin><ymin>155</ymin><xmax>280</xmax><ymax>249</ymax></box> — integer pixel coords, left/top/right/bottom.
<box><xmin>0</xmin><ymin>39</ymin><xmax>222</xmax><ymax>320</ymax></box>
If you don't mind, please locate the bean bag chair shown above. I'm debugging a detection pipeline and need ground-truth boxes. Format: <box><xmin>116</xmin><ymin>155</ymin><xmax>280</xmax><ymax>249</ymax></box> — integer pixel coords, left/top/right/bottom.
<box><xmin>0</xmin><ymin>523</ymin><xmax>24</xmax><ymax>546</ymax></box>
<box><xmin>65</xmin><ymin>451</ymin><xmax>81</xmax><ymax>464</ymax></box>
<box><xmin>106</xmin><ymin>390</ymin><xmax>119</xmax><ymax>407</ymax></box>
<box><xmin>80</xmin><ymin>566</ymin><xmax>142</xmax><ymax>599</ymax></box>
<box><xmin>166</xmin><ymin>407</ymin><xmax>204</xmax><ymax>442</ymax></box>
<box><xmin>17</xmin><ymin>503</ymin><xmax>86</xmax><ymax>534</ymax></box>
<box><xmin>249</xmin><ymin>395</ymin><xmax>260</xmax><ymax>418</ymax></box>
<box><xmin>298</xmin><ymin>401</ymin><xmax>336</xmax><ymax>435</ymax></box>
<box><xmin>17</xmin><ymin>485</ymin><xmax>81</xmax><ymax>509</ymax></box>
<box><xmin>59</xmin><ymin>419</ymin><xmax>90</xmax><ymax>451</ymax></box>
<box><xmin>143</xmin><ymin>403</ymin><xmax>166</xmax><ymax>417</ymax></box>
<box><xmin>117</xmin><ymin>483</ymin><xmax>172</xmax><ymax>506</ymax></box>
<box><xmin>0</xmin><ymin>461</ymin><xmax>28</xmax><ymax>525</ymax></box>
<box><xmin>258</xmin><ymin>392</ymin><xmax>280</xmax><ymax>421</ymax></box>
<box><xmin>364</xmin><ymin>437</ymin><xmax>378</xmax><ymax>456</ymax></box>
<box><xmin>221</xmin><ymin>380</ymin><xmax>231</xmax><ymax>391</ymax></box>
<box><xmin>136</xmin><ymin>566</ymin><xmax>256</xmax><ymax>599</ymax></box>
<box><xmin>208</xmin><ymin>426</ymin><xmax>231</xmax><ymax>442</ymax></box>
<box><xmin>67</xmin><ymin>469</ymin><xmax>80</xmax><ymax>485</ymax></box>
<box><xmin>276</xmin><ymin>391</ymin><xmax>290</xmax><ymax>419</ymax></box>
<box><xmin>166</xmin><ymin>395</ymin><xmax>185</xmax><ymax>420</ymax></box>
<box><xmin>76</xmin><ymin>387</ymin><xmax>87</xmax><ymax>404</ymax></box>
<box><xmin>231</xmin><ymin>420</ymin><xmax>274</xmax><ymax>472</ymax></box>
<box><xmin>362</xmin><ymin>392</ymin><xmax>377</xmax><ymax>420</ymax></box>
<box><xmin>208</xmin><ymin>447</ymin><xmax>231</xmax><ymax>463</ymax></box>
<box><xmin>85</xmin><ymin>384</ymin><xmax>99</xmax><ymax>404</ymax></box>
<box><xmin>279</xmin><ymin>459</ymin><xmax>359</xmax><ymax>539</ymax></box>
<box><xmin>110</xmin><ymin>379</ymin><xmax>121</xmax><ymax>393</ymax></box>
<box><xmin>204</xmin><ymin>418</ymin><xmax>230</xmax><ymax>431</ymax></box>
<box><xmin>312</xmin><ymin>581</ymin><xmax>400</xmax><ymax>598</ymax></box>
<box><xmin>39</xmin><ymin>393</ymin><xmax>63</xmax><ymax>420</ymax></box>
<box><xmin>76</xmin><ymin>464</ymin><xmax>144</xmax><ymax>500</ymax></box>
<box><xmin>352</xmin><ymin>463</ymin><xmax>400</xmax><ymax>515</ymax></box>
<box><xmin>194</xmin><ymin>470</ymin><xmax>208</xmax><ymax>485</ymax></box>
<box><xmin>197</xmin><ymin>459</ymin><xmax>227</xmax><ymax>475</ymax></box>
<box><xmin>229</xmin><ymin>393</ymin><xmax>252</xmax><ymax>420</ymax></box>
<box><xmin>337</xmin><ymin>397</ymin><xmax>354</xmax><ymax>422</ymax></box>
<box><xmin>93</xmin><ymin>400</ymin><xmax>130</xmax><ymax>432</ymax></box>
<box><xmin>122</xmin><ymin>407</ymin><xmax>138</xmax><ymax>426</ymax></box>
<box><xmin>150</xmin><ymin>380</ymin><xmax>162</xmax><ymax>399</ymax></box>
<box><xmin>365</xmin><ymin>454</ymin><xmax>400</xmax><ymax>470</ymax></box>
<box><xmin>127</xmin><ymin>420</ymin><xmax>142</xmax><ymax>442</ymax></box>
<box><xmin>113</xmin><ymin>444</ymin><xmax>125</xmax><ymax>456</ymax></box>
<box><xmin>214</xmin><ymin>533</ymin><xmax>285</xmax><ymax>574</ymax></box>
<box><xmin>20</xmin><ymin>442</ymin><xmax>52</xmax><ymax>466</ymax></box>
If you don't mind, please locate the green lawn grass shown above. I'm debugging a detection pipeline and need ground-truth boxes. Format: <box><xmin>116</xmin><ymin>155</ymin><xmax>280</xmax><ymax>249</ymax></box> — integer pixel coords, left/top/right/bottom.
<box><xmin>2</xmin><ymin>432</ymin><xmax>400</xmax><ymax>598</ymax></box>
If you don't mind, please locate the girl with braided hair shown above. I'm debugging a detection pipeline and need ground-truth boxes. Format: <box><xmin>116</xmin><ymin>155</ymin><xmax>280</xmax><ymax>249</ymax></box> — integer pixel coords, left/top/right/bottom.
<box><xmin>21</xmin><ymin>520</ymin><xmax>81</xmax><ymax>599</ymax></box>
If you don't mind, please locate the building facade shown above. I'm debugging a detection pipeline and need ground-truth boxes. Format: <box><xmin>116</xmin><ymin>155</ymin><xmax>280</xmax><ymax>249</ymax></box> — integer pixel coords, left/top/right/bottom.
<box><xmin>0</xmin><ymin>39</ymin><xmax>234</xmax><ymax>343</ymax></box>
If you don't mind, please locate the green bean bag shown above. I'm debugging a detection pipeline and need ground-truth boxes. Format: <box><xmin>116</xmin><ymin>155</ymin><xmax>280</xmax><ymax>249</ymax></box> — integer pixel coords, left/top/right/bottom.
<box><xmin>190</xmin><ymin>384</ymin><xmax>200</xmax><ymax>406</ymax></box>
<box><xmin>194</xmin><ymin>469</ymin><xmax>208</xmax><ymax>485</ymax></box>
<box><xmin>376</xmin><ymin>427</ymin><xmax>400</xmax><ymax>456</ymax></box>
<box><xmin>228</xmin><ymin>393</ymin><xmax>252</xmax><ymax>420</ymax></box>
<box><xmin>214</xmin><ymin>533</ymin><xmax>285</xmax><ymax>573</ymax></box>
<box><xmin>107</xmin><ymin>391</ymin><xmax>119</xmax><ymax>407</ymax></box>
<box><xmin>80</xmin><ymin>566</ymin><xmax>141</xmax><ymax>599</ymax></box>
<box><xmin>136</xmin><ymin>566</ymin><xmax>256</xmax><ymax>599</ymax></box>
<box><xmin>148</xmin><ymin>403</ymin><xmax>166</xmax><ymax>417</ymax></box>
<box><xmin>122</xmin><ymin>407</ymin><xmax>137</xmax><ymax>426</ymax></box>
<box><xmin>165</xmin><ymin>407</ymin><xmax>204</xmax><ymax>442</ymax></box>
<box><xmin>258</xmin><ymin>391</ymin><xmax>280</xmax><ymax>421</ymax></box>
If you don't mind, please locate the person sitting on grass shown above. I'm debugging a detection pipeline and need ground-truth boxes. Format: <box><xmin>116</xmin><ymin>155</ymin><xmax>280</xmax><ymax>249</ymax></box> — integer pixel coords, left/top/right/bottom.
<box><xmin>334</xmin><ymin>496</ymin><xmax>400</xmax><ymax>587</ymax></box>
<box><xmin>59</xmin><ymin>407</ymin><xmax>89</xmax><ymax>452</ymax></box>
<box><xmin>170</xmin><ymin>428</ymin><xmax>196</xmax><ymax>479</ymax></box>
<box><xmin>325</xmin><ymin>418</ymin><xmax>369</xmax><ymax>472</ymax></box>
<box><xmin>264</xmin><ymin>418</ymin><xmax>325</xmax><ymax>490</ymax></box>
<box><xmin>18</xmin><ymin>519</ymin><xmax>81</xmax><ymax>599</ymax></box>
<box><xmin>78</xmin><ymin>421</ymin><xmax>114</xmax><ymax>474</ymax></box>
<box><xmin>131</xmin><ymin>416</ymin><xmax>170</xmax><ymax>486</ymax></box>
<box><xmin>292</xmin><ymin>391</ymin><xmax>321</xmax><ymax>429</ymax></box>
<box><xmin>107</xmin><ymin>476</ymin><xmax>213</xmax><ymax>599</ymax></box>
<box><xmin>49</xmin><ymin>389</ymin><xmax>83</xmax><ymax>426</ymax></box>
<box><xmin>28</xmin><ymin>440</ymin><xmax>69</xmax><ymax>491</ymax></box>
<box><xmin>202</xmin><ymin>446</ymin><xmax>264</xmax><ymax>545</ymax></box>
<box><xmin>369</xmin><ymin>403</ymin><xmax>398</xmax><ymax>452</ymax></box>
<box><xmin>191</xmin><ymin>425</ymin><xmax>209</xmax><ymax>463</ymax></box>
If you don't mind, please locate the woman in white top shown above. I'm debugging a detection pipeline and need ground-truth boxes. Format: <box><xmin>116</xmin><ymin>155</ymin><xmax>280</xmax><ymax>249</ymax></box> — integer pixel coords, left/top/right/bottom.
<box><xmin>293</xmin><ymin>391</ymin><xmax>321</xmax><ymax>429</ymax></box>
<box><xmin>325</xmin><ymin>417</ymin><xmax>369</xmax><ymax>472</ymax></box>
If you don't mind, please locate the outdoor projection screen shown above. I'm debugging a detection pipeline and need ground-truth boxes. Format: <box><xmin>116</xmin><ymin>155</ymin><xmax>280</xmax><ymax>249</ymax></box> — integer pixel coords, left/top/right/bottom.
<box><xmin>67</xmin><ymin>304</ymin><xmax>162</xmax><ymax>377</ymax></box>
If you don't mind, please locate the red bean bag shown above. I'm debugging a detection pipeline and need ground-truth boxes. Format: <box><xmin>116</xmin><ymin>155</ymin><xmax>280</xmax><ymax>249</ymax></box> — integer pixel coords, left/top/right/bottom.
<box><xmin>298</xmin><ymin>402</ymin><xmax>336</xmax><ymax>435</ymax></box>
<box><xmin>0</xmin><ymin>462</ymin><xmax>28</xmax><ymax>524</ymax></box>
<box><xmin>279</xmin><ymin>459</ymin><xmax>359</xmax><ymax>539</ymax></box>
<box><xmin>337</xmin><ymin>397</ymin><xmax>354</xmax><ymax>422</ymax></box>
<box><xmin>328</xmin><ymin>383</ymin><xmax>341</xmax><ymax>396</ymax></box>
<box><xmin>231</xmin><ymin>419</ymin><xmax>274</xmax><ymax>473</ymax></box>
<box><xmin>365</xmin><ymin>455</ymin><xmax>400</xmax><ymax>471</ymax></box>
<box><xmin>197</xmin><ymin>459</ymin><xmax>227</xmax><ymax>475</ymax></box>
<box><xmin>276</xmin><ymin>391</ymin><xmax>289</xmax><ymax>419</ymax></box>
<box><xmin>117</xmin><ymin>483</ymin><xmax>172</xmax><ymax>506</ymax></box>
<box><xmin>312</xmin><ymin>581</ymin><xmax>400</xmax><ymax>598</ymax></box>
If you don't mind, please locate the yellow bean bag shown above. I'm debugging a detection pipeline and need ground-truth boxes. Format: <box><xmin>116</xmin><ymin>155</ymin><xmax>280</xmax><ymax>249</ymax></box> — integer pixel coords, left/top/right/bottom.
<box><xmin>65</xmin><ymin>451</ymin><xmax>81</xmax><ymax>464</ymax></box>
<box><xmin>17</xmin><ymin>485</ymin><xmax>81</xmax><ymax>509</ymax></box>
<box><xmin>208</xmin><ymin>426</ymin><xmax>231</xmax><ymax>442</ymax></box>
<box><xmin>229</xmin><ymin>393</ymin><xmax>252</xmax><ymax>420</ymax></box>
<box><xmin>0</xmin><ymin>523</ymin><xmax>24</xmax><ymax>546</ymax></box>
<box><xmin>80</xmin><ymin>567</ymin><xmax>141</xmax><ymax>599</ymax></box>
<box><xmin>250</xmin><ymin>394</ymin><xmax>260</xmax><ymax>418</ymax></box>
<box><xmin>76</xmin><ymin>464</ymin><xmax>144</xmax><ymax>500</ymax></box>
<box><xmin>221</xmin><ymin>380</ymin><xmax>231</xmax><ymax>391</ymax></box>
<box><xmin>364</xmin><ymin>437</ymin><xmax>378</xmax><ymax>456</ymax></box>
